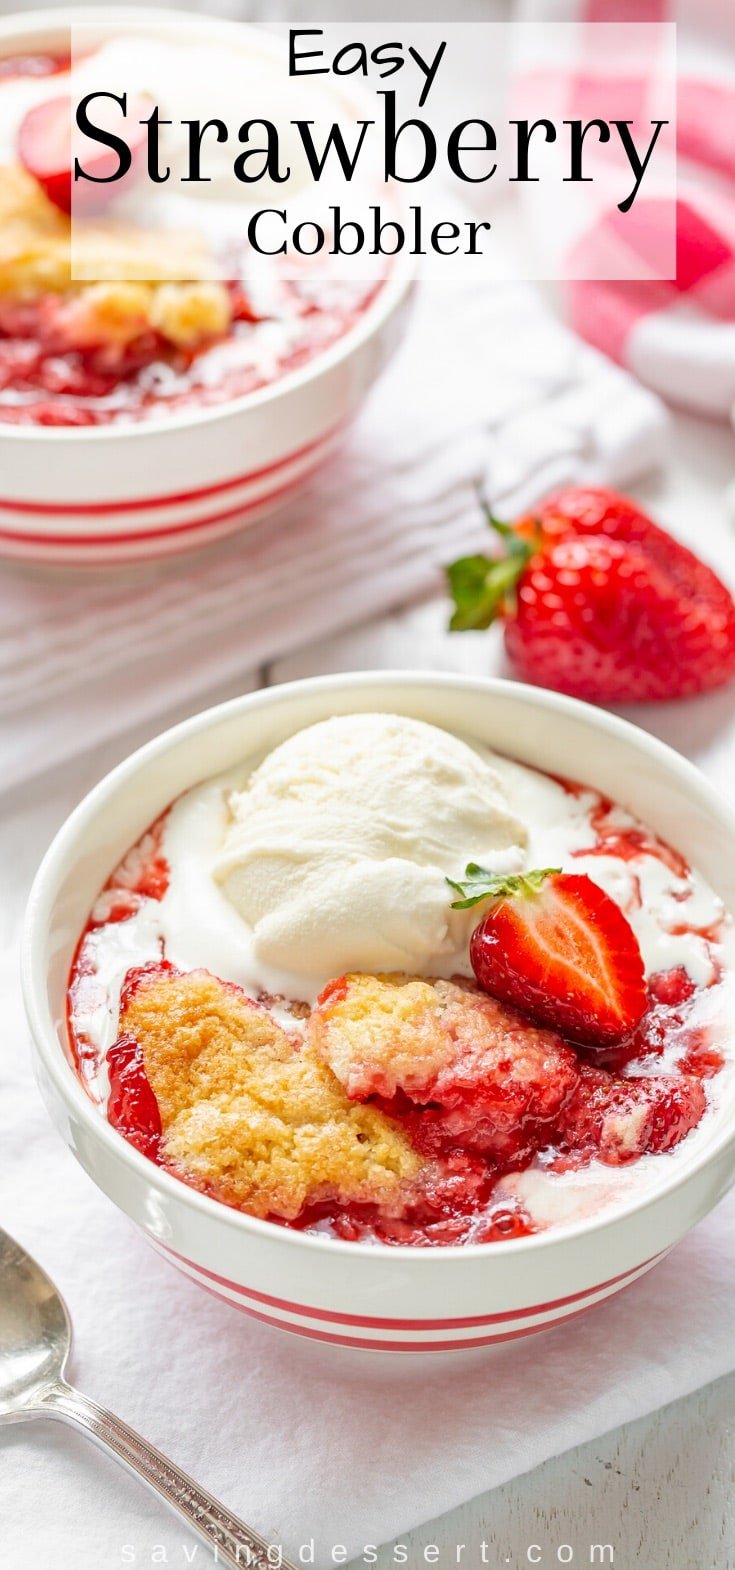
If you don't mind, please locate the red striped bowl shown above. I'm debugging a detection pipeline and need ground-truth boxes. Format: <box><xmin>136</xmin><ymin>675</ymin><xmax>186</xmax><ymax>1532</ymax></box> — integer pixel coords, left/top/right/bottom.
<box><xmin>22</xmin><ymin>675</ymin><xmax>735</xmax><ymax>1359</ymax></box>
<box><xmin>0</xmin><ymin>10</ymin><xmax>413</xmax><ymax>567</ymax></box>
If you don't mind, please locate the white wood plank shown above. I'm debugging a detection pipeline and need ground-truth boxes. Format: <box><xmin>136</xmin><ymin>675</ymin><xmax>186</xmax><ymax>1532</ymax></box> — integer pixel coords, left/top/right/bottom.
<box><xmin>348</xmin><ymin>1375</ymin><xmax>735</xmax><ymax>1569</ymax></box>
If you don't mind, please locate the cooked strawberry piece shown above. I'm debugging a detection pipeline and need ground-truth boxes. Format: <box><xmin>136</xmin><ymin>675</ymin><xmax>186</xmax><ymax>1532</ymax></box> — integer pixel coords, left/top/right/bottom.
<box><xmin>459</xmin><ymin>868</ymin><xmax>647</xmax><ymax>1049</ymax></box>
<box><xmin>372</xmin><ymin>1149</ymin><xmax>499</xmax><ymax>1246</ymax></box>
<box><xmin>397</xmin><ymin>1032</ymin><xmax>580</xmax><ymax>1166</ymax></box>
<box><xmin>309</xmin><ymin>972</ymin><xmax>580</xmax><ymax>1163</ymax></box>
<box><xmin>106</xmin><ymin>1032</ymin><xmax>162</xmax><ymax>1162</ymax></box>
<box><xmin>17</xmin><ymin>95</ymin><xmax>73</xmax><ymax>212</ymax></box>
<box><xmin>302</xmin><ymin>1148</ymin><xmax>522</xmax><ymax>1248</ymax></box>
<box><xmin>447</xmin><ymin>486</ymin><xmax>735</xmax><ymax>702</ymax></box>
<box><xmin>647</xmin><ymin>967</ymin><xmax>696</xmax><ymax>1007</ymax></box>
<box><xmin>557</xmin><ymin>1063</ymin><xmax>706</xmax><ymax>1165</ymax></box>
<box><xmin>430</xmin><ymin>1019</ymin><xmax>582</xmax><ymax>1161</ymax></box>
<box><xmin>0</xmin><ymin>54</ymin><xmax>69</xmax><ymax>83</ymax></box>
<box><xmin>678</xmin><ymin>1039</ymin><xmax>725</xmax><ymax>1079</ymax></box>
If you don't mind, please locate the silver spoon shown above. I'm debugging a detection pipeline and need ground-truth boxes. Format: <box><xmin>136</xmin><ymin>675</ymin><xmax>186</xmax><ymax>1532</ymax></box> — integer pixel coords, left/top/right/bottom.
<box><xmin>0</xmin><ymin>1227</ymin><xmax>298</xmax><ymax>1570</ymax></box>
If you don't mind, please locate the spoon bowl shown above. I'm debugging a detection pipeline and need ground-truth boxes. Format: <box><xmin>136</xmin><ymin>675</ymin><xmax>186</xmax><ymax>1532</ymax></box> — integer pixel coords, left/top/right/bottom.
<box><xmin>0</xmin><ymin>1229</ymin><xmax>70</xmax><ymax>1421</ymax></box>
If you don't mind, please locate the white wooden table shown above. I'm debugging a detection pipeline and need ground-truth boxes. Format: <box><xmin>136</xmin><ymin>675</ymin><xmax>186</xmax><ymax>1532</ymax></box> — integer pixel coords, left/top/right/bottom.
<box><xmin>348</xmin><ymin>1374</ymin><xmax>735</xmax><ymax>1568</ymax></box>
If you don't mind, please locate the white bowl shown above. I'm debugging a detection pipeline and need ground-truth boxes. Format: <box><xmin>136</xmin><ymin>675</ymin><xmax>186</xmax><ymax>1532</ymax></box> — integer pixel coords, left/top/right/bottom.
<box><xmin>0</xmin><ymin>9</ymin><xmax>413</xmax><ymax>567</ymax></box>
<box><xmin>21</xmin><ymin>673</ymin><xmax>735</xmax><ymax>1358</ymax></box>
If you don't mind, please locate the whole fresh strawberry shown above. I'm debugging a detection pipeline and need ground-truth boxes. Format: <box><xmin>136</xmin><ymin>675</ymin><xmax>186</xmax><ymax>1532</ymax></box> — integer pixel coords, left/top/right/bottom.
<box><xmin>447</xmin><ymin>486</ymin><xmax>735</xmax><ymax>702</ymax></box>
<box><xmin>448</xmin><ymin>864</ymin><xmax>648</xmax><ymax>1049</ymax></box>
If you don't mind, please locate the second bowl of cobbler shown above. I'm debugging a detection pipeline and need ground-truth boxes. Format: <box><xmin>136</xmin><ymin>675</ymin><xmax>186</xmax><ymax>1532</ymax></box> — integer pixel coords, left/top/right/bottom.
<box><xmin>0</xmin><ymin>10</ymin><xmax>412</xmax><ymax>564</ymax></box>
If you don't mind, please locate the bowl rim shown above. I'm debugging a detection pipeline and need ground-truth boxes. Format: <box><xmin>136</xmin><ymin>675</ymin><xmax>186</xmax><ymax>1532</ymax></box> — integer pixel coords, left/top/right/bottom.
<box><xmin>21</xmin><ymin>669</ymin><xmax>735</xmax><ymax>1264</ymax></box>
<box><xmin>0</xmin><ymin>5</ymin><xmax>414</xmax><ymax>446</ymax></box>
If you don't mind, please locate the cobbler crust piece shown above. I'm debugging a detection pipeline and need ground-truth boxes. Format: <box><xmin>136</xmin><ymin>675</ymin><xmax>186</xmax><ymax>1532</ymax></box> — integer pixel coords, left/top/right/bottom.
<box><xmin>118</xmin><ymin>966</ymin><xmax>422</xmax><ymax>1221</ymax></box>
<box><xmin>0</xmin><ymin>164</ymin><xmax>232</xmax><ymax>351</ymax></box>
<box><xmin>309</xmin><ymin>973</ymin><xmax>581</xmax><ymax>1163</ymax></box>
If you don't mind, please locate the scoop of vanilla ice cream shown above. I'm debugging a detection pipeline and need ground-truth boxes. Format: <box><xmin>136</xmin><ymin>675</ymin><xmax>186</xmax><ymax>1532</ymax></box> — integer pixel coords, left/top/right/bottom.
<box><xmin>214</xmin><ymin>713</ymin><xmax>528</xmax><ymax>982</ymax></box>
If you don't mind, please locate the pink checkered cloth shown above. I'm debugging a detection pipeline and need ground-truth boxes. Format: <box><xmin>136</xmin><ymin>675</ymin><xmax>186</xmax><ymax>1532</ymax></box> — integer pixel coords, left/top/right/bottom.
<box><xmin>525</xmin><ymin>0</ymin><xmax>735</xmax><ymax>418</ymax></box>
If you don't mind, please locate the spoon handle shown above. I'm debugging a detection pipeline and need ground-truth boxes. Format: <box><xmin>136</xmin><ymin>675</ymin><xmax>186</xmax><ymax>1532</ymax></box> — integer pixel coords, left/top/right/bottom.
<box><xmin>41</xmin><ymin>1379</ymin><xmax>297</xmax><ymax>1570</ymax></box>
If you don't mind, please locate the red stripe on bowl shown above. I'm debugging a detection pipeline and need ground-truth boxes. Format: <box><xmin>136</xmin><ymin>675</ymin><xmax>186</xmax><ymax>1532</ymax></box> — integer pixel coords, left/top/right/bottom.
<box><xmin>0</xmin><ymin>468</ymin><xmax>309</xmax><ymax>549</ymax></box>
<box><xmin>160</xmin><ymin>1240</ymin><xmax>664</xmax><ymax>1330</ymax></box>
<box><xmin>0</xmin><ymin>424</ymin><xmax>341</xmax><ymax>516</ymax></box>
<box><xmin>196</xmin><ymin>1283</ymin><xmax>610</xmax><ymax>1351</ymax></box>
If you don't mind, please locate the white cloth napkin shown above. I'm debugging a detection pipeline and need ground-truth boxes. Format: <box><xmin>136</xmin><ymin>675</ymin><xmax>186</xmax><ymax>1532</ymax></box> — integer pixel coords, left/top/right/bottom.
<box><xmin>2</xmin><ymin>279</ymin><xmax>666</xmax><ymax>792</ymax></box>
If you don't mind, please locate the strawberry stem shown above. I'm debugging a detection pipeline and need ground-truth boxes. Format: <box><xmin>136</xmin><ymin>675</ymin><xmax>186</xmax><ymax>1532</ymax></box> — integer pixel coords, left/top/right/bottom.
<box><xmin>447</xmin><ymin>498</ymin><xmax>539</xmax><ymax>632</ymax></box>
<box><xmin>447</xmin><ymin>864</ymin><xmax>560</xmax><ymax>910</ymax></box>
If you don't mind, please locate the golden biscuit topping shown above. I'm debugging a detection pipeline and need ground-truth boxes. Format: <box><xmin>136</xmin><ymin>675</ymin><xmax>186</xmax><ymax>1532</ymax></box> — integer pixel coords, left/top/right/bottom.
<box><xmin>310</xmin><ymin>973</ymin><xmax>464</xmax><ymax>1100</ymax></box>
<box><xmin>309</xmin><ymin>971</ymin><xmax>576</xmax><ymax>1104</ymax></box>
<box><xmin>120</xmin><ymin>968</ymin><xmax>421</xmax><ymax>1221</ymax></box>
<box><xmin>0</xmin><ymin>164</ymin><xmax>232</xmax><ymax>350</ymax></box>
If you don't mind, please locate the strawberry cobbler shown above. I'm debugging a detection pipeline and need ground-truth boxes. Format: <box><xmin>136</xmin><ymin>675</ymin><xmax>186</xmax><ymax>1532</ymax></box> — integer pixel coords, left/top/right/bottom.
<box><xmin>68</xmin><ymin>713</ymin><xmax>734</xmax><ymax>1247</ymax></box>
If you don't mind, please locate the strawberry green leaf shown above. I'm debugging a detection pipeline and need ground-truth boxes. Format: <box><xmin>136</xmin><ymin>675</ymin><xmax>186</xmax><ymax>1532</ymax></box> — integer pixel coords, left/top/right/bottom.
<box><xmin>477</xmin><ymin>493</ymin><xmax>543</xmax><ymax>555</ymax></box>
<box><xmin>447</xmin><ymin>864</ymin><xmax>560</xmax><ymax>910</ymax></box>
<box><xmin>447</xmin><ymin>553</ymin><xmax>527</xmax><ymax>632</ymax></box>
<box><xmin>447</xmin><ymin>498</ymin><xmax>539</xmax><ymax>633</ymax></box>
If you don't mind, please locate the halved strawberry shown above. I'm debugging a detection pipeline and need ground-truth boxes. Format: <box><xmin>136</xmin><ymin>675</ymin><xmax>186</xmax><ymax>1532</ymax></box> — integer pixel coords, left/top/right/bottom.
<box><xmin>450</xmin><ymin>866</ymin><xmax>647</xmax><ymax>1049</ymax></box>
<box><xmin>18</xmin><ymin>92</ymin><xmax>150</xmax><ymax>214</ymax></box>
<box><xmin>447</xmin><ymin>488</ymin><xmax>735</xmax><ymax>703</ymax></box>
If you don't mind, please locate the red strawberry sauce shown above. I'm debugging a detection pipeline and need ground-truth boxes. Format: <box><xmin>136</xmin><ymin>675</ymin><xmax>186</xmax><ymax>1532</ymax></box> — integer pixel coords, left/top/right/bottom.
<box><xmin>577</xmin><ymin>794</ymin><xmax>689</xmax><ymax>879</ymax></box>
<box><xmin>0</xmin><ymin>277</ymin><xmax>384</xmax><ymax>427</ymax></box>
<box><xmin>0</xmin><ymin>275</ymin><xmax>384</xmax><ymax>428</ymax></box>
<box><xmin>67</xmin><ymin>781</ymin><xmax>729</xmax><ymax>1247</ymax></box>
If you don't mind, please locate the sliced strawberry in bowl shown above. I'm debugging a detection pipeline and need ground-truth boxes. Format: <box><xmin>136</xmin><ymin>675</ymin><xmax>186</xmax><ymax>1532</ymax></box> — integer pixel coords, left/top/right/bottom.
<box><xmin>18</xmin><ymin>92</ymin><xmax>150</xmax><ymax>214</ymax></box>
<box><xmin>18</xmin><ymin>95</ymin><xmax>72</xmax><ymax>212</ymax></box>
<box><xmin>450</xmin><ymin>865</ymin><xmax>648</xmax><ymax>1049</ymax></box>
